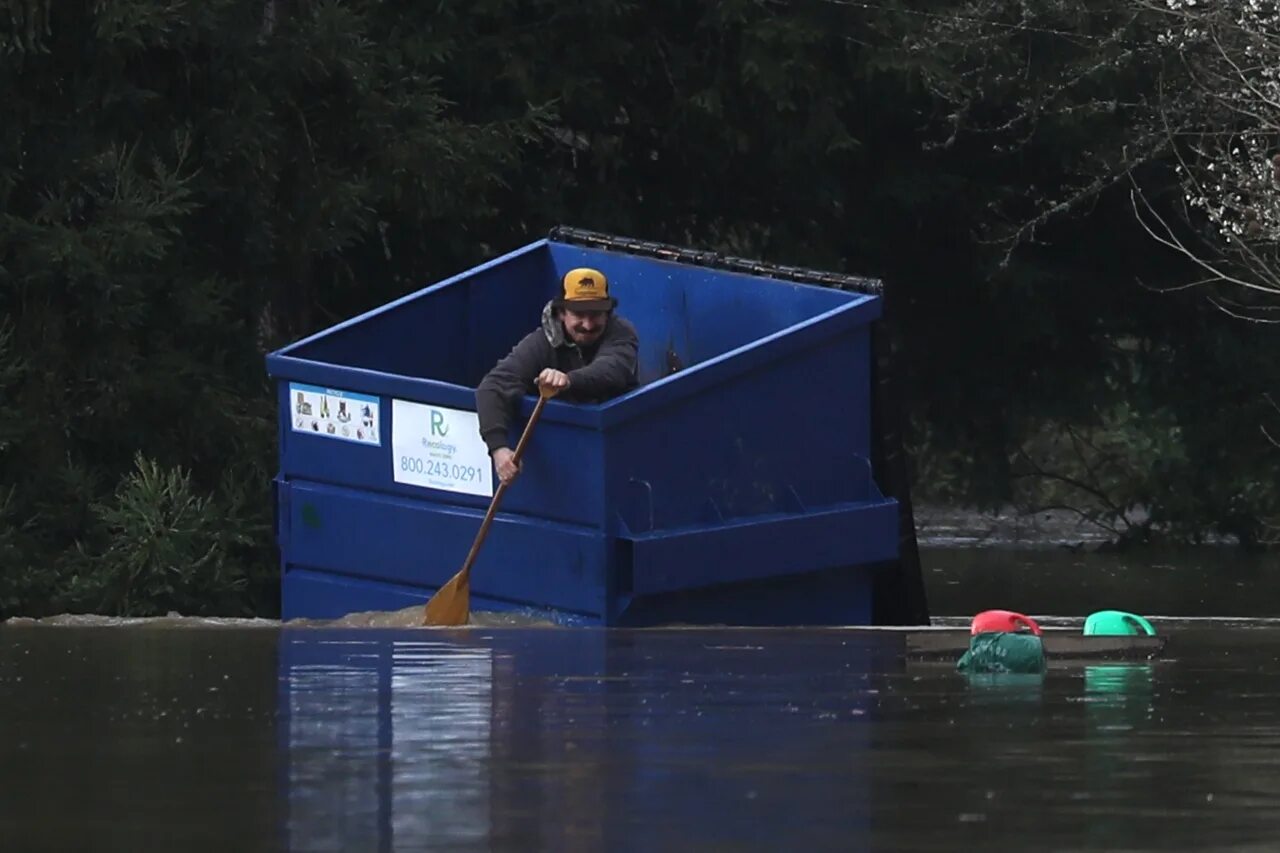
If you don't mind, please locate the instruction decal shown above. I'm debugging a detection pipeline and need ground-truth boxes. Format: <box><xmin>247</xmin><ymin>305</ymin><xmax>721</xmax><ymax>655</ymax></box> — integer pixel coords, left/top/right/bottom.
<box><xmin>289</xmin><ymin>383</ymin><xmax>381</xmax><ymax>446</ymax></box>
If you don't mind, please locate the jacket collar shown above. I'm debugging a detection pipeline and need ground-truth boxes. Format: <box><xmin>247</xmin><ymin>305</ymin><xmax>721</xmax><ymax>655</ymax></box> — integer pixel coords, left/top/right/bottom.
<box><xmin>541</xmin><ymin>301</ymin><xmax>567</xmax><ymax>347</ymax></box>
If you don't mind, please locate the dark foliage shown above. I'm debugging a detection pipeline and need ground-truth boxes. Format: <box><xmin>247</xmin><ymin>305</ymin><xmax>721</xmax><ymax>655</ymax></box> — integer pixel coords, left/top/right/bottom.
<box><xmin>3</xmin><ymin>0</ymin><xmax>1277</xmax><ymax>617</ymax></box>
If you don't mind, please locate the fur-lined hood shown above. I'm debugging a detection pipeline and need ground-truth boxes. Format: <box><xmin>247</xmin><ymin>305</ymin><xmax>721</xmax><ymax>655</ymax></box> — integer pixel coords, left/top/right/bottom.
<box><xmin>541</xmin><ymin>301</ymin><xmax>567</xmax><ymax>347</ymax></box>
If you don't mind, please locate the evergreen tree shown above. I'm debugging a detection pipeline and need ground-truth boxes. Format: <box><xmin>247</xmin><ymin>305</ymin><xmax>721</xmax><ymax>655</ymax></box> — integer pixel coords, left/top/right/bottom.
<box><xmin>0</xmin><ymin>0</ymin><xmax>546</xmax><ymax>616</ymax></box>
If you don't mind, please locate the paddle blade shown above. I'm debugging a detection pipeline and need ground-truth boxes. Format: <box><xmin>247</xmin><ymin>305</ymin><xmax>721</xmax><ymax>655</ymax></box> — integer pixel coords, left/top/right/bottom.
<box><xmin>422</xmin><ymin>569</ymin><xmax>470</xmax><ymax>626</ymax></box>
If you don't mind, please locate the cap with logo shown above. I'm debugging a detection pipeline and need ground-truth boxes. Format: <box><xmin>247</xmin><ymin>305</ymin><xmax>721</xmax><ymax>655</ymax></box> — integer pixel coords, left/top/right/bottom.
<box><xmin>554</xmin><ymin>267</ymin><xmax>616</xmax><ymax>312</ymax></box>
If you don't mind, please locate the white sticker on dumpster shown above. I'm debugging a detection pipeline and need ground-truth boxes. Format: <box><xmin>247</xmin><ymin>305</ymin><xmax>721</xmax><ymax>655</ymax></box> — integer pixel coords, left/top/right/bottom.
<box><xmin>288</xmin><ymin>383</ymin><xmax>381</xmax><ymax>445</ymax></box>
<box><xmin>391</xmin><ymin>400</ymin><xmax>493</xmax><ymax>497</ymax></box>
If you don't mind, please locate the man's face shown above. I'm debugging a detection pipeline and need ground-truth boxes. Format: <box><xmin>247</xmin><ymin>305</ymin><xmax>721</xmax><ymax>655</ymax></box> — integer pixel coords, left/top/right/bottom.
<box><xmin>561</xmin><ymin>308</ymin><xmax>608</xmax><ymax>345</ymax></box>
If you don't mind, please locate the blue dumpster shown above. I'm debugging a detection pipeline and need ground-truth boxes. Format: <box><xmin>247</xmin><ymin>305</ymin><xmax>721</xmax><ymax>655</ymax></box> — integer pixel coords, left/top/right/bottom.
<box><xmin>266</xmin><ymin>227</ymin><xmax>925</xmax><ymax>626</ymax></box>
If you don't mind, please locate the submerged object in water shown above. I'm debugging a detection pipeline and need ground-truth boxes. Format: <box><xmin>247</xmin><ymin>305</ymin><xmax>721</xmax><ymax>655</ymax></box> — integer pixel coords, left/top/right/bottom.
<box><xmin>956</xmin><ymin>631</ymin><xmax>1047</xmax><ymax>674</ymax></box>
<box><xmin>970</xmin><ymin>609</ymin><xmax>1042</xmax><ymax>636</ymax></box>
<box><xmin>958</xmin><ymin>609</ymin><xmax>1046</xmax><ymax>674</ymax></box>
<box><xmin>1084</xmin><ymin>610</ymin><xmax>1156</xmax><ymax>636</ymax></box>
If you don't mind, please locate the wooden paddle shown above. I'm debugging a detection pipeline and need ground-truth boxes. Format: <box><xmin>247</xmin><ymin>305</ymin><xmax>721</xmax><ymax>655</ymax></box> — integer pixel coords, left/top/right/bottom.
<box><xmin>422</xmin><ymin>382</ymin><xmax>558</xmax><ymax>626</ymax></box>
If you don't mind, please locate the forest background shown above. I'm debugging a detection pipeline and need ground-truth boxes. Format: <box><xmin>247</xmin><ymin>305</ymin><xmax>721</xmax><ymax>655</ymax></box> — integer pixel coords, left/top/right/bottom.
<box><xmin>4</xmin><ymin>0</ymin><xmax>1279</xmax><ymax>617</ymax></box>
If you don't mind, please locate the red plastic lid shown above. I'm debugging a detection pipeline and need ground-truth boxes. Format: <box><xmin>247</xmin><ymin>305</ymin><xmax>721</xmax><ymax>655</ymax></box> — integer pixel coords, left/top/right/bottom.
<box><xmin>970</xmin><ymin>609</ymin><xmax>1042</xmax><ymax>636</ymax></box>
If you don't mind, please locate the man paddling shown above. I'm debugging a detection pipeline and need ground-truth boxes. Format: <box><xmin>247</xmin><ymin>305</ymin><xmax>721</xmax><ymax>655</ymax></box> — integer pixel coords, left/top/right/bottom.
<box><xmin>476</xmin><ymin>267</ymin><xmax>639</xmax><ymax>484</ymax></box>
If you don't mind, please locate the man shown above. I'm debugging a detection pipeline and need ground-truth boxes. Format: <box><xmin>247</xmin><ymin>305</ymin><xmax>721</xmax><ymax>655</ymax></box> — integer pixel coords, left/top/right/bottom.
<box><xmin>476</xmin><ymin>267</ymin><xmax>639</xmax><ymax>484</ymax></box>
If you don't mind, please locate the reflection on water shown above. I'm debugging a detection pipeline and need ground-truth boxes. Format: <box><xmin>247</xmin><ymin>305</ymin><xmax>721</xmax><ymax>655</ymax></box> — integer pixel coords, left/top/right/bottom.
<box><xmin>6</xmin><ymin>621</ymin><xmax>1280</xmax><ymax>849</ymax></box>
<box><xmin>268</xmin><ymin>627</ymin><xmax>1280</xmax><ymax>851</ymax></box>
<box><xmin>279</xmin><ymin>629</ymin><xmax>885</xmax><ymax>851</ymax></box>
<box><xmin>285</xmin><ymin>637</ymin><xmax>496</xmax><ymax>849</ymax></box>
<box><xmin>1085</xmin><ymin>664</ymin><xmax>1155</xmax><ymax>733</ymax></box>
<box><xmin>962</xmin><ymin>671</ymin><xmax>1045</xmax><ymax>706</ymax></box>
<box><xmin>1081</xmin><ymin>662</ymin><xmax>1157</xmax><ymax>837</ymax></box>
<box><xmin>6</xmin><ymin>539</ymin><xmax>1280</xmax><ymax>852</ymax></box>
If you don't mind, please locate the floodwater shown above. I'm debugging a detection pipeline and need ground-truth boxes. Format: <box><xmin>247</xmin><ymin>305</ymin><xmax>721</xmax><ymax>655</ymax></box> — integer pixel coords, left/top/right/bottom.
<box><xmin>5</xmin><ymin>542</ymin><xmax>1280</xmax><ymax>851</ymax></box>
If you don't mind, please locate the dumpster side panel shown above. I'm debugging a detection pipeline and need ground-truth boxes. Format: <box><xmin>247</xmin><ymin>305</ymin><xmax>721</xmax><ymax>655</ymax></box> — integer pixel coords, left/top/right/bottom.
<box><xmin>298</xmin><ymin>285</ymin><xmax>469</xmax><ymax>384</ymax></box>
<box><xmin>603</xmin><ymin>320</ymin><xmax>891</xmax><ymax>623</ymax></box>
<box><xmin>607</xmin><ymin>329</ymin><xmax>874</xmax><ymax>533</ymax></box>
<box><xmin>463</xmin><ymin>247</ymin><xmax>560</xmax><ymax>387</ymax></box>
<box><xmin>281</xmin><ymin>569</ymin><xmax>598</xmax><ymax>624</ymax></box>
<box><xmin>277</xmin><ymin>379</ymin><xmax>393</xmax><ymax>485</ymax></box>
<box><xmin>282</xmin><ymin>569</ymin><xmax>438</xmax><ymax>620</ymax></box>
<box><xmin>276</xmin><ymin>379</ymin><xmax>608</xmax><ymax>529</ymax></box>
<box><xmin>281</xmin><ymin>244</ymin><xmax>556</xmax><ymax>386</ymax></box>
<box><xmin>477</xmin><ymin>404</ymin><xmax>609</xmax><ymax>529</ymax></box>
<box><xmin>611</xmin><ymin>563</ymin><xmax>875</xmax><ymax>627</ymax></box>
<box><xmin>547</xmin><ymin>244</ymin><xmax>854</xmax><ymax>383</ymax></box>
<box><xmin>679</xmin><ymin>274</ymin><xmax>855</xmax><ymax>367</ymax></box>
<box><xmin>280</xmin><ymin>480</ymin><xmax>609</xmax><ymax>617</ymax></box>
<box><xmin>626</xmin><ymin>500</ymin><xmax>899</xmax><ymax>596</ymax></box>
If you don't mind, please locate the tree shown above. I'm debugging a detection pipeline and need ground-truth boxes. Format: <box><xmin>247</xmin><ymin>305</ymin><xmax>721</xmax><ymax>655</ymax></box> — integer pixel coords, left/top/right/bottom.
<box><xmin>1128</xmin><ymin>0</ymin><xmax>1280</xmax><ymax>319</ymax></box>
<box><xmin>0</xmin><ymin>0</ymin><xmax>548</xmax><ymax>616</ymax></box>
<box><xmin>865</xmin><ymin>1</ymin><xmax>1280</xmax><ymax>545</ymax></box>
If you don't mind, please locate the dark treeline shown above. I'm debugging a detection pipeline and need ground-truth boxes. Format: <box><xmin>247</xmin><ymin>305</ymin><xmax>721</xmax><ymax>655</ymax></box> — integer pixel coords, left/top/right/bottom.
<box><xmin>3</xmin><ymin>1</ymin><xmax>1279</xmax><ymax>618</ymax></box>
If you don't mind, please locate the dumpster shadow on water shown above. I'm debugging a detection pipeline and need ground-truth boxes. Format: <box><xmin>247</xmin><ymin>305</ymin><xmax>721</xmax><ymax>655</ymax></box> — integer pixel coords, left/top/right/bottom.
<box><xmin>279</xmin><ymin>627</ymin><xmax>894</xmax><ymax>851</ymax></box>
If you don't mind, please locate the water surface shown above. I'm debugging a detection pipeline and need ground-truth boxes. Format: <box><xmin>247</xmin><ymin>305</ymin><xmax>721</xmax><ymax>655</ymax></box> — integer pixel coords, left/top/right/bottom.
<box><xmin>4</xmin><ymin>616</ymin><xmax>1280</xmax><ymax>851</ymax></box>
<box><xmin>7</xmin><ymin>540</ymin><xmax>1280</xmax><ymax>851</ymax></box>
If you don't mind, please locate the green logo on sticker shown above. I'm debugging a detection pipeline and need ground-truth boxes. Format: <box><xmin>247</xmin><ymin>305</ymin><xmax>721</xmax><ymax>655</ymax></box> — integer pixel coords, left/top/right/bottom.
<box><xmin>430</xmin><ymin>410</ymin><xmax>449</xmax><ymax>437</ymax></box>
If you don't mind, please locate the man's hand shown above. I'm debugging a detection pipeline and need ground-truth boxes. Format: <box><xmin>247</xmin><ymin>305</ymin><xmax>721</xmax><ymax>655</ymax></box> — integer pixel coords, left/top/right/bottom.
<box><xmin>537</xmin><ymin>368</ymin><xmax>571</xmax><ymax>392</ymax></box>
<box><xmin>492</xmin><ymin>447</ymin><xmax>520</xmax><ymax>485</ymax></box>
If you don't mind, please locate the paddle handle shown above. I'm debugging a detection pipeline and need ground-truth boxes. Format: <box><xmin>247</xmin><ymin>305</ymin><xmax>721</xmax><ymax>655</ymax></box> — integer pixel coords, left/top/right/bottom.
<box><xmin>509</xmin><ymin>385</ymin><xmax>555</xmax><ymax>465</ymax></box>
<box><xmin>456</xmin><ymin>386</ymin><xmax>554</xmax><ymax>580</ymax></box>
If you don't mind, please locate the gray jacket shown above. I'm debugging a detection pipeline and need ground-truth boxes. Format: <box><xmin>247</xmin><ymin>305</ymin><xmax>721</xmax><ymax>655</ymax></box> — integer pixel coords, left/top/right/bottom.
<box><xmin>476</xmin><ymin>302</ymin><xmax>639</xmax><ymax>453</ymax></box>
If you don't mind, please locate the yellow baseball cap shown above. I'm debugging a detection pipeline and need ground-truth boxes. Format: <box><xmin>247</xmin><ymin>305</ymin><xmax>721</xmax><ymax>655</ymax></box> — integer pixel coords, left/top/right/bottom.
<box><xmin>555</xmin><ymin>267</ymin><xmax>616</xmax><ymax>312</ymax></box>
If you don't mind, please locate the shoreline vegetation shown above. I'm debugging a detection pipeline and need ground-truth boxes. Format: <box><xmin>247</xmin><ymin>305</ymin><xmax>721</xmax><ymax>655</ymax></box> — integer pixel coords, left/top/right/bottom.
<box><xmin>5</xmin><ymin>2</ymin><xmax>1280</xmax><ymax>619</ymax></box>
